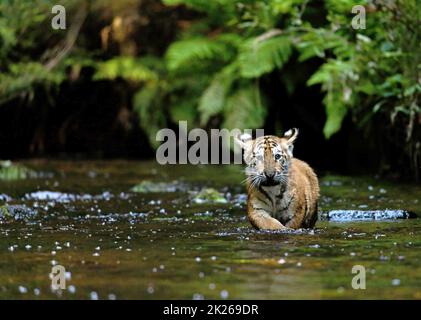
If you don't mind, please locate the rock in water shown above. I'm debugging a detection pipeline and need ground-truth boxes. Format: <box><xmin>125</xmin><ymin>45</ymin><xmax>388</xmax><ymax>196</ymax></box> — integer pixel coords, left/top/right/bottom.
<box><xmin>0</xmin><ymin>205</ymin><xmax>38</xmax><ymax>222</ymax></box>
<box><xmin>131</xmin><ymin>181</ymin><xmax>180</xmax><ymax>193</ymax></box>
<box><xmin>191</xmin><ymin>188</ymin><xmax>227</xmax><ymax>204</ymax></box>
<box><xmin>325</xmin><ymin>209</ymin><xmax>416</xmax><ymax>221</ymax></box>
<box><xmin>0</xmin><ymin>160</ymin><xmax>36</xmax><ymax>181</ymax></box>
<box><xmin>0</xmin><ymin>194</ymin><xmax>12</xmax><ymax>201</ymax></box>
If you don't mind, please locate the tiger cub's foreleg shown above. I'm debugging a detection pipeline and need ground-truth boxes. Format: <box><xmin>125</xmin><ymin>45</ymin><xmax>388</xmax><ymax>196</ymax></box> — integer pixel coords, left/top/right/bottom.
<box><xmin>247</xmin><ymin>199</ymin><xmax>287</xmax><ymax>230</ymax></box>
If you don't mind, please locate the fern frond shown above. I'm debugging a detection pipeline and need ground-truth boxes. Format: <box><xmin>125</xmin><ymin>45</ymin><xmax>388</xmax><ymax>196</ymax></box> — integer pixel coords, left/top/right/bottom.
<box><xmin>162</xmin><ymin>0</ymin><xmax>236</xmax><ymax>14</ymax></box>
<box><xmin>198</xmin><ymin>62</ymin><xmax>238</xmax><ymax>125</ymax></box>
<box><xmin>165</xmin><ymin>38</ymin><xmax>234</xmax><ymax>73</ymax></box>
<box><xmin>308</xmin><ymin>59</ymin><xmax>356</xmax><ymax>138</ymax></box>
<box><xmin>0</xmin><ymin>62</ymin><xmax>63</xmax><ymax>103</ymax></box>
<box><xmin>162</xmin><ymin>0</ymin><xmax>214</xmax><ymax>11</ymax></box>
<box><xmin>322</xmin><ymin>89</ymin><xmax>349</xmax><ymax>139</ymax></box>
<box><xmin>239</xmin><ymin>34</ymin><xmax>292</xmax><ymax>78</ymax></box>
<box><xmin>222</xmin><ymin>83</ymin><xmax>267</xmax><ymax>130</ymax></box>
<box><xmin>133</xmin><ymin>82</ymin><xmax>166</xmax><ymax>148</ymax></box>
<box><xmin>94</xmin><ymin>57</ymin><xmax>158</xmax><ymax>82</ymax></box>
<box><xmin>297</xmin><ymin>29</ymin><xmax>352</xmax><ymax>62</ymax></box>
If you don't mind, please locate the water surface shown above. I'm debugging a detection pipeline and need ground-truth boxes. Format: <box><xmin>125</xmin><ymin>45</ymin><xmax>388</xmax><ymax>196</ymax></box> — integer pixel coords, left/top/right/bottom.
<box><xmin>0</xmin><ymin>160</ymin><xmax>420</xmax><ymax>299</ymax></box>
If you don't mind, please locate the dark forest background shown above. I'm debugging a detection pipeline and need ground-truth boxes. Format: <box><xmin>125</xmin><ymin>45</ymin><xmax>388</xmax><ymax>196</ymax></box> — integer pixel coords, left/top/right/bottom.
<box><xmin>0</xmin><ymin>0</ymin><xmax>419</xmax><ymax>180</ymax></box>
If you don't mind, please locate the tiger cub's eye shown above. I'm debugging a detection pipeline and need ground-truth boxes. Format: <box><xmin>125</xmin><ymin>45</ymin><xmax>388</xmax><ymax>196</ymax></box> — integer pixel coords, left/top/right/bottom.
<box><xmin>275</xmin><ymin>154</ymin><xmax>281</xmax><ymax>160</ymax></box>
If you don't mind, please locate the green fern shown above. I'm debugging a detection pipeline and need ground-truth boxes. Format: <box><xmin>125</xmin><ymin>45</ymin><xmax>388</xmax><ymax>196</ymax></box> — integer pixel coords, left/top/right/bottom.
<box><xmin>162</xmin><ymin>0</ymin><xmax>214</xmax><ymax>11</ymax></box>
<box><xmin>325</xmin><ymin>0</ymin><xmax>368</xmax><ymax>25</ymax></box>
<box><xmin>239</xmin><ymin>34</ymin><xmax>293</xmax><ymax>78</ymax></box>
<box><xmin>133</xmin><ymin>82</ymin><xmax>166</xmax><ymax>148</ymax></box>
<box><xmin>165</xmin><ymin>38</ymin><xmax>234</xmax><ymax>73</ymax></box>
<box><xmin>308</xmin><ymin>59</ymin><xmax>356</xmax><ymax>138</ymax></box>
<box><xmin>168</xmin><ymin>75</ymin><xmax>210</xmax><ymax>125</ymax></box>
<box><xmin>162</xmin><ymin>0</ymin><xmax>237</xmax><ymax>19</ymax></box>
<box><xmin>94</xmin><ymin>57</ymin><xmax>158</xmax><ymax>82</ymax></box>
<box><xmin>297</xmin><ymin>29</ymin><xmax>353</xmax><ymax>62</ymax></box>
<box><xmin>198</xmin><ymin>62</ymin><xmax>237</xmax><ymax>125</ymax></box>
<box><xmin>0</xmin><ymin>62</ymin><xmax>63</xmax><ymax>103</ymax></box>
<box><xmin>223</xmin><ymin>83</ymin><xmax>266</xmax><ymax>130</ymax></box>
<box><xmin>322</xmin><ymin>90</ymin><xmax>349</xmax><ymax>139</ymax></box>
<box><xmin>198</xmin><ymin>78</ymin><xmax>227</xmax><ymax>124</ymax></box>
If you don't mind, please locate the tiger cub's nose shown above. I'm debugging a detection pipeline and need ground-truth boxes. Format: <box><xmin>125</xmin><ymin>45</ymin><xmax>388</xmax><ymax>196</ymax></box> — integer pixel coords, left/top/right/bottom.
<box><xmin>265</xmin><ymin>172</ymin><xmax>275</xmax><ymax>179</ymax></box>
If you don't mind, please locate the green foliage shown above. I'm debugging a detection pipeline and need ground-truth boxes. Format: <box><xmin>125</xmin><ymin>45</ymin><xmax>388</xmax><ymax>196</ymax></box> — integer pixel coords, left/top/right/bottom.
<box><xmin>0</xmin><ymin>0</ymin><xmax>78</xmax><ymax>103</ymax></box>
<box><xmin>307</xmin><ymin>59</ymin><xmax>356</xmax><ymax>138</ymax></box>
<box><xmin>223</xmin><ymin>83</ymin><xmax>266</xmax><ymax>130</ymax></box>
<box><xmin>156</xmin><ymin>0</ymin><xmax>420</xmax><ymax>180</ymax></box>
<box><xmin>0</xmin><ymin>0</ymin><xmax>54</xmax><ymax>59</ymax></box>
<box><xmin>94</xmin><ymin>57</ymin><xmax>158</xmax><ymax>82</ymax></box>
<box><xmin>0</xmin><ymin>0</ymin><xmax>419</xmax><ymax>177</ymax></box>
<box><xmin>133</xmin><ymin>81</ymin><xmax>167</xmax><ymax>148</ymax></box>
<box><xmin>239</xmin><ymin>34</ymin><xmax>293</xmax><ymax>78</ymax></box>
<box><xmin>165</xmin><ymin>37</ymin><xmax>236</xmax><ymax>73</ymax></box>
<box><xmin>0</xmin><ymin>161</ymin><xmax>36</xmax><ymax>181</ymax></box>
<box><xmin>0</xmin><ymin>62</ymin><xmax>64</xmax><ymax>103</ymax></box>
<box><xmin>312</xmin><ymin>0</ymin><xmax>419</xmax><ymax>140</ymax></box>
<box><xmin>198</xmin><ymin>62</ymin><xmax>237</xmax><ymax>124</ymax></box>
<box><xmin>297</xmin><ymin>29</ymin><xmax>352</xmax><ymax>62</ymax></box>
<box><xmin>162</xmin><ymin>0</ymin><xmax>238</xmax><ymax>25</ymax></box>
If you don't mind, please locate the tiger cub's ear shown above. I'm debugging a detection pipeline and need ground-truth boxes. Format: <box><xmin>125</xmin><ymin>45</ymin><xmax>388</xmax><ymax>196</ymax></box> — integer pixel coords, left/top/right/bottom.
<box><xmin>234</xmin><ymin>133</ymin><xmax>253</xmax><ymax>149</ymax></box>
<box><xmin>284</xmin><ymin>128</ymin><xmax>299</xmax><ymax>144</ymax></box>
<box><xmin>284</xmin><ymin>128</ymin><xmax>299</xmax><ymax>157</ymax></box>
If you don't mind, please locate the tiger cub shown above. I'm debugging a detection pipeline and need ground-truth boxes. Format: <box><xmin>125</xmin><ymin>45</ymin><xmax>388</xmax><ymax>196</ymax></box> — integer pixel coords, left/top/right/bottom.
<box><xmin>235</xmin><ymin>128</ymin><xmax>319</xmax><ymax>230</ymax></box>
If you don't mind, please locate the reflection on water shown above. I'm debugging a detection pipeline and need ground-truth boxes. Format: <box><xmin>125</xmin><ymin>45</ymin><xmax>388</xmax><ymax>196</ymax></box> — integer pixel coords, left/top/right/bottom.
<box><xmin>0</xmin><ymin>160</ymin><xmax>420</xmax><ymax>299</ymax></box>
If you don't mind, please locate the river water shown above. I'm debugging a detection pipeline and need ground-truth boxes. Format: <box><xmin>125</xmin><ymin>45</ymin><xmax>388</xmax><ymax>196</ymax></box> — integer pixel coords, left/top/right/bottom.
<box><xmin>0</xmin><ymin>160</ymin><xmax>420</xmax><ymax>299</ymax></box>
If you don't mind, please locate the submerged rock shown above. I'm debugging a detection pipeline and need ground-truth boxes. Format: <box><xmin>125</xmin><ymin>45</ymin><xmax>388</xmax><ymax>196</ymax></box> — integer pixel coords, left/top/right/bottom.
<box><xmin>25</xmin><ymin>191</ymin><xmax>71</xmax><ymax>201</ymax></box>
<box><xmin>131</xmin><ymin>180</ymin><xmax>180</xmax><ymax>193</ymax></box>
<box><xmin>323</xmin><ymin>209</ymin><xmax>416</xmax><ymax>221</ymax></box>
<box><xmin>0</xmin><ymin>194</ymin><xmax>12</xmax><ymax>202</ymax></box>
<box><xmin>0</xmin><ymin>160</ymin><xmax>36</xmax><ymax>181</ymax></box>
<box><xmin>191</xmin><ymin>188</ymin><xmax>228</xmax><ymax>204</ymax></box>
<box><xmin>0</xmin><ymin>205</ymin><xmax>37</xmax><ymax>221</ymax></box>
<box><xmin>24</xmin><ymin>191</ymin><xmax>115</xmax><ymax>202</ymax></box>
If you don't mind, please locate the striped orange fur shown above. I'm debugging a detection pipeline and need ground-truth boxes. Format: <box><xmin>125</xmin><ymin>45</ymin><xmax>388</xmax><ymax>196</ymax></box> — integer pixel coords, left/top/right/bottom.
<box><xmin>235</xmin><ymin>129</ymin><xmax>319</xmax><ymax>230</ymax></box>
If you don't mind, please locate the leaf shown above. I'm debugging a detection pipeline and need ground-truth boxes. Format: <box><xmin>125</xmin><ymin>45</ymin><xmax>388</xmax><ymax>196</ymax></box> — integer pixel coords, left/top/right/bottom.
<box><xmin>0</xmin><ymin>62</ymin><xmax>64</xmax><ymax>103</ymax></box>
<box><xmin>165</xmin><ymin>38</ymin><xmax>233</xmax><ymax>73</ymax></box>
<box><xmin>271</xmin><ymin>0</ymin><xmax>308</xmax><ymax>14</ymax></box>
<box><xmin>198</xmin><ymin>79</ymin><xmax>226</xmax><ymax>124</ymax></box>
<box><xmin>307</xmin><ymin>68</ymin><xmax>329</xmax><ymax>86</ymax></box>
<box><xmin>162</xmin><ymin>0</ymin><xmax>237</xmax><ymax>19</ymax></box>
<box><xmin>198</xmin><ymin>62</ymin><xmax>237</xmax><ymax>124</ymax></box>
<box><xmin>162</xmin><ymin>0</ymin><xmax>215</xmax><ymax>11</ymax></box>
<box><xmin>239</xmin><ymin>35</ymin><xmax>292</xmax><ymax>78</ymax></box>
<box><xmin>133</xmin><ymin>82</ymin><xmax>166</xmax><ymax>148</ymax></box>
<box><xmin>297</xmin><ymin>29</ymin><xmax>352</xmax><ymax>62</ymax></box>
<box><xmin>308</xmin><ymin>60</ymin><xmax>355</xmax><ymax>138</ymax></box>
<box><xmin>323</xmin><ymin>90</ymin><xmax>348</xmax><ymax>139</ymax></box>
<box><xmin>169</xmin><ymin>99</ymin><xmax>197</xmax><ymax>124</ymax></box>
<box><xmin>94</xmin><ymin>57</ymin><xmax>157</xmax><ymax>82</ymax></box>
<box><xmin>372</xmin><ymin>100</ymin><xmax>386</xmax><ymax>113</ymax></box>
<box><xmin>223</xmin><ymin>83</ymin><xmax>267</xmax><ymax>130</ymax></box>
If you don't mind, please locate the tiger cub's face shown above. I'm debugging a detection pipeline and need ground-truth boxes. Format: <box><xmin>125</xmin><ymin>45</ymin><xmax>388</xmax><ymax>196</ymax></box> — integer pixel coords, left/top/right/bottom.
<box><xmin>235</xmin><ymin>129</ymin><xmax>299</xmax><ymax>188</ymax></box>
